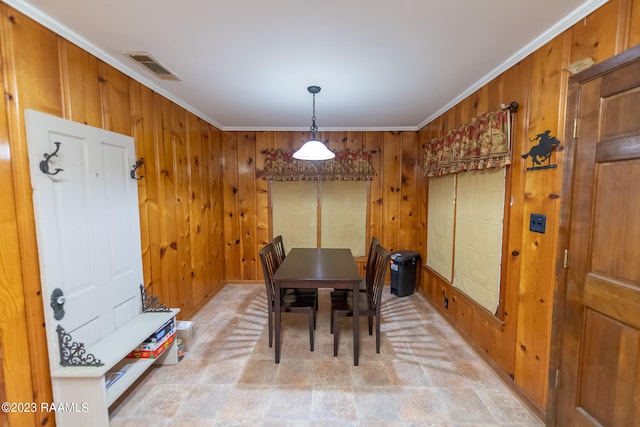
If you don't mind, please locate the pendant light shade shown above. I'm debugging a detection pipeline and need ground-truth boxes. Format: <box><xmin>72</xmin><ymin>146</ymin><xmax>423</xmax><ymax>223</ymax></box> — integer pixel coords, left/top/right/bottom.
<box><xmin>293</xmin><ymin>86</ymin><xmax>335</xmax><ymax>161</ymax></box>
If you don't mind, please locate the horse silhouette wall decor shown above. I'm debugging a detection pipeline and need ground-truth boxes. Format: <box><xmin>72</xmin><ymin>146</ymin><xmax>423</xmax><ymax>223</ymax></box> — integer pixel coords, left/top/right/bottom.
<box><xmin>522</xmin><ymin>130</ymin><xmax>561</xmax><ymax>171</ymax></box>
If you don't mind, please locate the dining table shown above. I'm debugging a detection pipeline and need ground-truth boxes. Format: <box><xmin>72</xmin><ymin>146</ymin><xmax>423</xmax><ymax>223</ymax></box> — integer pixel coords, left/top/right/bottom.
<box><xmin>272</xmin><ymin>247</ymin><xmax>363</xmax><ymax>366</ymax></box>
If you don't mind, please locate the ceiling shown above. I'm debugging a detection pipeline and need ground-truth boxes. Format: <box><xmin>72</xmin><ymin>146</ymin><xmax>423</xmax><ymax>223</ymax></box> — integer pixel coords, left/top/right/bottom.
<box><xmin>11</xmin><ymin>0</ymin><xmax>606</xmax><ymax>131</ymax></box>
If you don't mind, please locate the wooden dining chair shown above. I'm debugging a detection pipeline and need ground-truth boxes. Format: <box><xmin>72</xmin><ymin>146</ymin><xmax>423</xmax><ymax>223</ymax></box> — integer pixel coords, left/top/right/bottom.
<box><xmin>331</xmin><ymin>244</ymin><xmax>390</xmax><ymax>356</ymax></box>
<box><xmin>332</xmin><ymin>236</ymin><xmax>380</xmax><ymax>297</ymax></box>
<box><xmin>272</xmin><ymin>235</ymin><xmax>318</xmax><ymax>308</ymax></box>
<box><xmin>259</xmin><ymin>242</ymin><xmax>316</xmax><ymax>351</ymax></box>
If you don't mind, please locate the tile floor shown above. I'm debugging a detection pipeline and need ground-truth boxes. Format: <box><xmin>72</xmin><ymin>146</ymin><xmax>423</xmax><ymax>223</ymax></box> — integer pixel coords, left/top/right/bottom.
<box><xmin>110</xmin><ymin>284</ymin><xmax>543</xmax><ymax>426</ymax></box>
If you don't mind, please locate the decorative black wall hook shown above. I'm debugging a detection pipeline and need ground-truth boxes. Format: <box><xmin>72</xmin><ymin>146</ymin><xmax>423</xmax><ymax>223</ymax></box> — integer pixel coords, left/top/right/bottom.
<box><xmin>40</xmin><ymin>141</ymin><xmax>64</xmax><ymax>176</ymax></box>
<box><xmin>130</xmin><ymin>157</ymin><xmax>145</xmax><ymax>180</ymax></box>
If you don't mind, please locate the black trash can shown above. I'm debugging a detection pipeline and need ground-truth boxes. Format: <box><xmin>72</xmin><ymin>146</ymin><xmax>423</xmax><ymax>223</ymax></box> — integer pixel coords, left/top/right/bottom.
<box><xmin>390</xmin><ymin>250</ymin><xmax>420</xmax><ymax>297</ymax></box>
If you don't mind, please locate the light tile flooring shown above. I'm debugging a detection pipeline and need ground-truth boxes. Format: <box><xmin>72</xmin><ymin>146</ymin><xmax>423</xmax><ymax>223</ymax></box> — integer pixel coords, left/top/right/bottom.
<box><xmin>110</xmin><ymin>285</ymin><xmax>543</xmax><ymax>426</ymax></box>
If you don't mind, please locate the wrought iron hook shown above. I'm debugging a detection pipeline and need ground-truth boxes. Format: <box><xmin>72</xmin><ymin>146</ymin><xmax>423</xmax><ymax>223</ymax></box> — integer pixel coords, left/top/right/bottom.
<box><xmin>130</xmin><ymin>157</ymin><xmax>145</xmax><ymax>180</ymax></box>
<box><xmin>40</xmin><ymin>141</ymin><xmax>64</xmax><ymax>176</ymax></box>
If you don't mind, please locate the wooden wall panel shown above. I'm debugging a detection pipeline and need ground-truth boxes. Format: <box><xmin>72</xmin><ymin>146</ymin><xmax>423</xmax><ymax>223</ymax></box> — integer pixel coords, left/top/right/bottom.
<box><xmin>59</xmin><ymin>40</ymin><xmax>102</xmax><ymax>127</ymax></box>
<box><xmin>222</xmin><ymin>132</ymin><xmax>241</xmax><ymax>279</ymax></box>
<box><xmin>631</xmin><ymin>0</ymin><xmax>640</xmax><ymax>46</ymax></box>
<box><xmin>187</xmin><ymin>112</ymin><xmax>204</xmax><ymax>305</ymax></box>
<box><xmin>170</xmin><ymin>103</ymin><xmax>192</xmax><ymax>310</ymax></box>
<box><xmin>206</xmin><ymin>125</ymin><xmax>225</xmax><ymax>297</ymax></box>
<box><xmin>491</xmin><ymin>56</ymin><xmax>532</xmax><ymax>376</ymax></box>
<box><xmin>0</xmin><ymin>7</ymin><xmax>62</xmax><ymax>425</ymax></box>
<box><xmin>237</xmin><ymin>132</ymin><xmax>258</xmax><ymax>280</ymax></box>
<box><xmin>569</xmin><ymin>0</ymin><xmax>625</xmax><ymax>65</ymax></box>
<box><xmin>221</xmin><ymin>127</ymin><xmax>421</xmax><ymax>281</ymax></box>
<box><xmin>0</xmin><ymin>33</ymin><xmax>38</xmax><ymax>426</ymax></box>
<box><xmin>2</xmin><ymin>1</ymin><xmax>639</xmax><ymax>424</ymax></box>
<box><xmin>157</xmin><ymin>98</ymin><xmax>180</xmax><ymax>306</ymax></box>
<box><xmin>365</xmin><ymin>132</ymin><xmax>384</xmax><ymax>248</ymax></box>
<box><xmin>381</xmin><ymin>132</ymin><xmax>402</xmax><ymax>252</ymax></box>
<box><xmin>0</xmin><ymin>6</ymin><xmax>220</xmax><ymax>426</ymax></box>
<box><xmin>98</xmin><ymin>62</ymin><xmax>132</xmax><ymax>135</ymax></box>
<box><xmin>198</xmin><ymin>119</ymin><xmax>215</xmax><ymax>299</ymax></box>
<box><xmin>139</xmin><ymin>87</ymin><xmax>167</xmax><ymax>301</ymax></box>
<box><xmin>255</xmin><ymin>131</ymin><xmax>274</xmax><ymax>278</ymax></box>
<box><xmin>399</xmin><ymin>132</ymin><xmax>419</xmax><ymax>254</ymax></box>
<box><xmin>419</xmin><ymin>0</ymin><xmax>639</xmax><ymax>417</ymax></box>
<box><xmin>516</xmin><ymin>34</ymin><xmax>568</xmax><ymax>409</ymax></box>
<box><xmin>129</xmin><ymin>81</ymin><xmax>153</xmax><ymax>296</ymax></box>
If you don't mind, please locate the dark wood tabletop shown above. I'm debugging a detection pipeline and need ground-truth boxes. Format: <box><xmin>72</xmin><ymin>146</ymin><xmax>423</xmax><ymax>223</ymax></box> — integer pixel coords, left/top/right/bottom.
<box><xmin>273</xmin><ymin>248</ymin><xmax>362</xmax><ymax>285</ymax></box>
<box><xmin>272</xmin><ymin>248</ymin><xmax>362</xmax><ymax>365</ymax></box>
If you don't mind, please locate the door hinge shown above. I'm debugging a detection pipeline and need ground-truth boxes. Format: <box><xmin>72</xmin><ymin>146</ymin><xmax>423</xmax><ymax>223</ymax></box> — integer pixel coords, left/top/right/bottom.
<box><xmin>563</xmin><ymin>249</ymin><xmax>569</xmax><ymax>269</ymax></box>
<box><xmin>555</xmin><ymin>369</ymin><xmax>561</xmax><ymax>388</ymax></box>
<box><xmin>573</xmin><ymin>118</ymin><xmax>579</xmax><ymax>138</ymax></box>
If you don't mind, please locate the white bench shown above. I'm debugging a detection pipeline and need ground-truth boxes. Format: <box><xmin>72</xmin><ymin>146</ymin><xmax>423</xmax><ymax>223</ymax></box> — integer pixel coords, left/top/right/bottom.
<box><xmin>50</xmin><ymin>308</ymin><xmax>179</xmax><ymax>427</ymax></box>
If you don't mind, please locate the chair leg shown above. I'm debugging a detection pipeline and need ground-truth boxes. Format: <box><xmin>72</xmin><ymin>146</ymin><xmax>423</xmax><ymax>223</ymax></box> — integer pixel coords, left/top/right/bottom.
<box><xmin>375</xmin><ymin>314</ymin><xmax>381</xmax><ymax>353</ymax></box>
<box><xmin>308</xmin><ymin>309</ymin><xmax>315</xmax><ymax>352</ymax></box>
<box><xmin>368</xmin><ymin>315</ymin><xmax>373</xmax><ymax>335</ymax></box>
<box><xmin>330</xmin><ymin>309</ymin><xmax>334</xmax><ymax>334</ymax></box>
<box><xmin>333</xmin><ymin>313</ymin><xmax>340</xmax><ymax>357</ymax></box>
<box><xmin>268</xmin><ymin>309</ymin><xmax>273</xmax><ymax>348</ymax></box>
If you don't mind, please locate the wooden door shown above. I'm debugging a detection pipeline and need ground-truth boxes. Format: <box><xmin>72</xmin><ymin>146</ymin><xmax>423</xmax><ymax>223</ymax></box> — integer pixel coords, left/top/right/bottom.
<box><xmin>24</xmin><ymin>110</ymin><xmax>143</xmax><ymax>368</ymax></box>
<box><xmin>555</xmin><ymin>45</ymin><xmax>640</xmax><ymax>426</ymax></box>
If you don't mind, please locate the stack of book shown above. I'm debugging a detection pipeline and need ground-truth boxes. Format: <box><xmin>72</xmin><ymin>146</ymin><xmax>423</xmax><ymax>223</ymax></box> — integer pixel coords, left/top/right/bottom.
<box><xmin>126</xmin><ymin>318</ymin><xmax>176</xmax><ymax>359</ymax></box>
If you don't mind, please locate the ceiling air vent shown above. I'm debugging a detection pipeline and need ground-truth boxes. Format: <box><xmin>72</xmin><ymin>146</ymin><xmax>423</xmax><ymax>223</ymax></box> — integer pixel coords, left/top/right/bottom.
<box><xmin>123</xmin><ymin>52</ymin><xmax>180</xmax><ymax>81</ymax></box>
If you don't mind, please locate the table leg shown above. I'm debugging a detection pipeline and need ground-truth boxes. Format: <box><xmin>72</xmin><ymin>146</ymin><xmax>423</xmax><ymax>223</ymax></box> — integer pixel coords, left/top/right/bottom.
<box><xmin>353</xmin><ymin>280</ymin><xmax>359</xmax><ymax>366</ymax></box>
<box><xmin>275</xmin><ymin>281</ymin><xmax>281</xmax><ymax>363</ymax></box>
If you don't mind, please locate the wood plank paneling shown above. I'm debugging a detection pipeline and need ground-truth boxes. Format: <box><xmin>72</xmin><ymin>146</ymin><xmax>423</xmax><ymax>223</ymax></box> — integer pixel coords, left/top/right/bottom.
<box><xmin>570</xmin><ymin>0</ymin><xmax>623</xmax><ymax>65</ymax></box>
<box><xmin>237</xmin><ymin>132</ymin><xmax>258</xmax><ymax>280</ymax></box>
<box><xmin>0</xmin><ymin>7</ymin><xmax>62</xmax><ymax>425</ymax></box>
<box><xmin>631</xmin><ymin>0</ymin><xmax>640</xmax><ymax>46</ymax></box>
<box><xmin>222</xmin><ymin>132</ymin><xmax>241</xmax><ymax>279</ymax></box>
<box><xmin>0</xmin><ymin>27</ymin><xmax>38</xmax><ymax>424</ymax></box>
<box><xmin>207</xmin><ymin>125</ymin><xmax>225</xmax><ymax>297</ymax></box>
<box><xmin>170</xmin><ymin>103</ymin><xmax>192</xmax><ymax>310</ymax></box>
<box><xmin>515</xmin><ymin>35</ymin><xmax>568</xmax><ymax>408</ymax></box>
<box><xmin>420</xmin><ymin>1</ymin><xmax>639</xmax><ymax>418</ymax></box>
<box><xmin>381</xmin><ymin>132</ymin><xmax>402</xmax><ymax>252</ymax></box>
<box><xmin>2</xmin><ymin>1</ymin><xmax>640</xmax><ymax>424</ymax></box>
<box><xmin>399</xmin><ymin>132</ymin><xmax>419</xmax><ymax>254</ymax></box>
<box><xmin>98</xmin><ymin>62</ymin><xmax>132</xmax><ymax>135</ymax></box>
<box><xmin>129</xmin><ymin>81</ymin><xmax>153</xmax><ymax>294</ymax></box>
<box><xmin>366</xmin><ymin>132</ymin><xmax>384</xmax><ymax>246</ymax></box>
<box><xmin>492</xmin><ymin>56</ymin><xmax>532</xmax><ymax>376</ymax></box>
<box><xmin>59</xmin><ymin>40</ymin><xmax>102</xmax><ymax>127</ymax></box>
<box><xmin>255</xmin><ymin>131</ymin><xmax>274</xmax><ymax>277</ymax></box>
<box><xmin>0</xmin><ymin>6</ymin><xmax>226</xmax><ymax>425</ymax></box>
<box><xmin>187</xmin><ymin>112</ymin><xmax>205</xmax><ymax>305</ymax></box>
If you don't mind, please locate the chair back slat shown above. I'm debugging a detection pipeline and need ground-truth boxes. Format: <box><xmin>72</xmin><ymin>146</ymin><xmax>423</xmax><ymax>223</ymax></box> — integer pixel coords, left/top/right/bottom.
<box><xmin>259</xmin><ymin>242</ymin><xmax>278</xmax><ymax>306</ymax></box>
<box><xmin>273</xmin><ymin>235</ymin><xmax>286</xmax><ymax>267</ymax></box>
<box><xmin>364</xmin><ymin>237</ymin><xmax>380</xmax><ymax>292</ymax></box>
<box><xmin>369</xmin><ymin>245</ymin><xmax>390</xmax><ymax>309</ymax></box>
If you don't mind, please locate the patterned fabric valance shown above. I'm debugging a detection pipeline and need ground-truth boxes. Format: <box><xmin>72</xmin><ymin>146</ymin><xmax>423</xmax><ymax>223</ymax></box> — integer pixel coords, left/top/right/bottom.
<box><xmin>262</xmin><ymin>147</ymin><xmax>375</xmax><ymax>181</ymax></box>
<box><xmin>423</xmin><ymin>109</ymin><xmax>512</xmax><ymax>177</ymax></box>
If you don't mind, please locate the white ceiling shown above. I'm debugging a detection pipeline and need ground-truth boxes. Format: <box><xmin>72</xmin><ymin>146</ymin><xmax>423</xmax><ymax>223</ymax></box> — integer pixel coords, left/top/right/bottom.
<box><xmin>11</xmin><ymin>0</ymin><xmax>606</xmax><ymax>131</ymax></box>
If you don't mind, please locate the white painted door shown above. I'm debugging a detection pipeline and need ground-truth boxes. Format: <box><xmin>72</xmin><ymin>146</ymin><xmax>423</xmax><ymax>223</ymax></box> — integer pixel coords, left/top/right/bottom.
<box><xmin>25</xmin><ymin>110</ymin><xmax>143</xmax><ymax>369</ymax></box>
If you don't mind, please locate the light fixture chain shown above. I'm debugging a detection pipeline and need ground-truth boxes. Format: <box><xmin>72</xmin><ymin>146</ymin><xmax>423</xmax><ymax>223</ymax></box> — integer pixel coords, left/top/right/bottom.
<box><xmin>310</xmin><ymin>92</ymin><xmax>318</xmax><ymax>137</ymax></box>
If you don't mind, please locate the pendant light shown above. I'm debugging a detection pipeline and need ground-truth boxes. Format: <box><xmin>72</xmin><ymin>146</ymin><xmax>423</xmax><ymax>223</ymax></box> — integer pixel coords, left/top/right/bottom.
<box><xmin>293</xmin><ymin>86</ymin><xmax>335</xmax><ymax>160</ymax></box>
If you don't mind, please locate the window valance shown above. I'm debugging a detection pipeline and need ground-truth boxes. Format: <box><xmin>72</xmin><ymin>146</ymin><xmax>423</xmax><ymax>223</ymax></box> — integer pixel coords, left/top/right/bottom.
<box><xmin>423</xmin><ymin>108</ymin><xmax>513</xmax><ymax>177</ymax></box>
<box><xmin>262</xmin><ymin>147</ymin><xmax>375</xmax><ymax>181</ymax></box>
